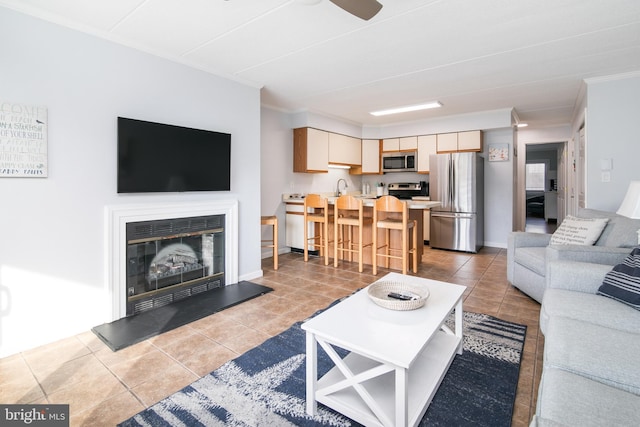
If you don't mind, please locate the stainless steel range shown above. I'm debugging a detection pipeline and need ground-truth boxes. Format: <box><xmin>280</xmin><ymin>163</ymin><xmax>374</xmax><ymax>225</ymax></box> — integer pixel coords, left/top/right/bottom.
<box><xmin>387</xmin><ymin>181</ymin><xmax>429</xmax><ymax>200</ymax></box>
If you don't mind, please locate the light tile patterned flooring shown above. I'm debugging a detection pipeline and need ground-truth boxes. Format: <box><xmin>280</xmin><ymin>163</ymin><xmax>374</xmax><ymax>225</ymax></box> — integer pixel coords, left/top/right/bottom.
<box><xmin>0</xmin><ymin>247</ymin><xmax>543</xmax><ymax>426</ymax></box>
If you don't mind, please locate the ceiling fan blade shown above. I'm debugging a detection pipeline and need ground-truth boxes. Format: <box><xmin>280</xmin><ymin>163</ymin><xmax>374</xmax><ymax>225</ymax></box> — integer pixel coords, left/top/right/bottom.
<box><xmin>329</xmin><ymin>0</ymin><xmax>383</xmax><ymax>20</ymax></box>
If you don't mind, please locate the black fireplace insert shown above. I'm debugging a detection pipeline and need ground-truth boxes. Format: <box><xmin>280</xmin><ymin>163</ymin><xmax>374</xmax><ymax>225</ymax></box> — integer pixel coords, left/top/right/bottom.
<box><xmin>125</xmin><ymin>214</ymin><xmax>225</xmax><ymax>316</ymax></box>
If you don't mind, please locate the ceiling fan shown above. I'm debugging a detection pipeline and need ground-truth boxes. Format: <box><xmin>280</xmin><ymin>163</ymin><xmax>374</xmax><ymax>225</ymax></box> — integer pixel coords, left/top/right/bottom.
<box><xmin>327</xmin><ymin>0</ymin><xmax>384</xmax><ymax>21</ymax></box>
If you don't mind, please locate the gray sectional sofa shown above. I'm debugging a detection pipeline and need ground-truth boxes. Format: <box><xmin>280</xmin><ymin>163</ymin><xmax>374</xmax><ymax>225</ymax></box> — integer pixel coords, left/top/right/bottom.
<box><xmin>508</xmin><ymin>208</ymin><xmax>640</xmax><ymax>303</ymax></box>
<box><xmin>531</xmin><ymin>260</ymin><xmax>640</xmax><ymax>426</ymax></box>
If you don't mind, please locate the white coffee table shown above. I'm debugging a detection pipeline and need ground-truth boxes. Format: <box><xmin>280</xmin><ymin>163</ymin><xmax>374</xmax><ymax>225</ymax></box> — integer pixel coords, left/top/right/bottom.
<box><xmin>302</xmin><ymin>272</ymin><xmax>466</xmax><ymax>427</ymax></box>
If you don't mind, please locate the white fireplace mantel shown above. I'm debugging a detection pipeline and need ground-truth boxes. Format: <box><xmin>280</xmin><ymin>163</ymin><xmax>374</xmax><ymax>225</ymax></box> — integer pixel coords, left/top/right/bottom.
<box><xmin>105</xmin><ymin>200</ymin><xmax>239</xmax><ymax>320</ymax></box>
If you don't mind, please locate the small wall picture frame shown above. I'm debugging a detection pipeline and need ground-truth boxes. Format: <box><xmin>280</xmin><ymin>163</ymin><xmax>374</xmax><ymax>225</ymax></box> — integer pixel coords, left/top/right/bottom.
<box><xmin>488</xmin><ymin>143</ymin><xmax>509</xmax><ymax>162</ymax></box>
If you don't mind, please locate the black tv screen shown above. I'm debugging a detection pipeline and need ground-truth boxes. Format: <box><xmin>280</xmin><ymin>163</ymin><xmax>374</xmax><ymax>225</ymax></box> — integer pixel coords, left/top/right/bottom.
<box><xmin>117</xmin><ymin>117</ymin><xmax>231</xmax><ymax>193</ymax></box>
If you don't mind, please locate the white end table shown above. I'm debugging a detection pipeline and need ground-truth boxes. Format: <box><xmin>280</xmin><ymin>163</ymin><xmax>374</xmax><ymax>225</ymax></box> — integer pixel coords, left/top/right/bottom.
<box><xmin>302</xmin><ymin>272</ymin><xmax>466</xmax><ymax>427</ymax></box>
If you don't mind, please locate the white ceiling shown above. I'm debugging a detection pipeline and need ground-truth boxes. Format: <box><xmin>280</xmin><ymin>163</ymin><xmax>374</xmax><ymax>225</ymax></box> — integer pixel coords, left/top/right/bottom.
<box><xmin>2</xmin><ymin>0</ymin><xmax>640</xmax><ymax>128</ymax></box>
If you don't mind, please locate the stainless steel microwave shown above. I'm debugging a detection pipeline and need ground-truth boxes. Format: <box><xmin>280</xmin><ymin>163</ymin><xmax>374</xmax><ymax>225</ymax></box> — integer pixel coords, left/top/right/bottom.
<box><xmin>382</xmin><ymin>151</ymin><xmax>417</xmax><ymax>172</ymax></box>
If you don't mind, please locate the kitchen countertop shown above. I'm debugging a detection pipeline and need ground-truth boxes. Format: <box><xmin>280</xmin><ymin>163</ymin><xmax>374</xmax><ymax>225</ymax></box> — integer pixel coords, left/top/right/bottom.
<box><xmin>283</xmin><ymin>194</ymin><xmax>441</xmax><ymax>210</ymax></box>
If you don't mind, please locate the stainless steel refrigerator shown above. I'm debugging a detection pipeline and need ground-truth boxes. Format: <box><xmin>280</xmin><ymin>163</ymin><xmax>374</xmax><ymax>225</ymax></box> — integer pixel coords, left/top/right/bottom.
<box><xmin>429</xmin><ymin>152</ymin><xmax>484</xmax><ymax>253</ymax></box>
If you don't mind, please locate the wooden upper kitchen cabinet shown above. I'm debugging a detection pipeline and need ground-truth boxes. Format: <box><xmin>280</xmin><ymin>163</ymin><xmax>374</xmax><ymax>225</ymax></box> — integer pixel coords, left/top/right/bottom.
<box><xmin>293</xmin><ymin>127</ymin><xmax>329</xmax><ymax>173</ymax></box>
<box><xmin>399</xmin><ymin>136</ymin><xmax>418</xmax><ymax>150</ymax></box>
<box><xmin>417</xmin><ymin>134</ymin><xmax>437</xmax><ymax>173</ymax></box>
<box><xmin>382</xmin><ymin>138</ymin><xmax>399</xmax><ymax>152</ymax></box>
<box><xmin>329</xmin><ymin>132</ymin><xmax>361</xmax><ymax>166</ymax></box>
<box><xmin>457</xmin><ymin>130</ymin><xmax>483</xmax><ymax>152</ymax></box>
<box><xmin>357</xmin><ymin>139</ymin><xmax>381</xmax><ymax>174</ymax></box>
<box><xmin>436</xmin><ymin>130</ymin><xmax>483</xmax><ymax>153</ymax></box>
<box><xmin>436</xmin><ymin>132</ymin><xmax>458</xmax><ymax>153</ymax></box>
<box><xmin>382</xmin><ymin>137</ymin><xmax>418</xmax><ymax>152</ymax></box>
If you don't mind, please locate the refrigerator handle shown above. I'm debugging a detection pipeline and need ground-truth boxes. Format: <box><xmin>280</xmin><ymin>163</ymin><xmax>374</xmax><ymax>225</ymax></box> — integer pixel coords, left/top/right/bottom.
<box><xmin>450</xmin><ymin>156</ymin><xmax>455</xmax><ymax>204</ymax></box>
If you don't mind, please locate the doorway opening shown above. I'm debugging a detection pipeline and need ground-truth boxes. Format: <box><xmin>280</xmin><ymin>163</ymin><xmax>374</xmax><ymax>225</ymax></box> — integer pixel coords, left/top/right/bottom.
<box><xmin>524</xmin><ymin>143</ymin><xmax>563</xmax><ymax>234</ymax></box>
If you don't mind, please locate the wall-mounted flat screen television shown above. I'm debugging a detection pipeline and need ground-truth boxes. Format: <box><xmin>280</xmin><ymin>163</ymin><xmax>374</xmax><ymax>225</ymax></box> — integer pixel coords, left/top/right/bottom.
<box><xmin>117</xmin><ymin>117</ymin><xmax>231</xmax><ymax>193</ymax></box>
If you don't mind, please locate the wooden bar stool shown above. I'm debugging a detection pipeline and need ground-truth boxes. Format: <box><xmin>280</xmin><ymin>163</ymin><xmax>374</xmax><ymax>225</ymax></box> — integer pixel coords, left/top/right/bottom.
<box><xmin>303</xmin><ymin>194</ymin><xmax>333</xmax><ymax>265</ymax></box>
<box><xmin>333</xmin><ymin>195</ymin><xmax>373</xmax><ymax>273</ymax></box>
<box><xmin>372</xmin><ymin>196</ymin><xmax>418</xmax><ymax>275</ymax></box>
<box><xmin>261</xmin><ymin>215</ymin><xmax>278</xmax><ymax>270</ymax></box>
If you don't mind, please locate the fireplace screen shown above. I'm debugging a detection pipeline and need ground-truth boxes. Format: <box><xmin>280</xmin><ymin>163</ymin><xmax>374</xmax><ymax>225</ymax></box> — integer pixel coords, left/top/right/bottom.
<box><xmin>126</xmin><ymin>215</ymin><xmax>225</xmax><ymax>315</ymax></box>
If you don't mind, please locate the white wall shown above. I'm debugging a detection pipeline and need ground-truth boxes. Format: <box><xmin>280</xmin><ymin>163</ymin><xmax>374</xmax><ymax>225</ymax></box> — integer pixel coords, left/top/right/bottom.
<box><xmin>291</xmin><ymin>111</ymin><xmax>363</xmax><ymax>138</ymax></box>
<box><xmin>482</xmin><ymin>128</ymin><xmax>515</xmax><ymax>247</ymax></box>
<box><xmin>0</xmin><ymin>8</ymin><xmax>261</xmax><ymax>357</ymax></box>
<box><xmin>260</xmin><ymin>107</ymin><xmax>292</xmax><ymax>257</ymax></box>
<box><xmin>585</xmin><ymin>73</ymin><xmax>640</xmax><ymax>211</ymax></box>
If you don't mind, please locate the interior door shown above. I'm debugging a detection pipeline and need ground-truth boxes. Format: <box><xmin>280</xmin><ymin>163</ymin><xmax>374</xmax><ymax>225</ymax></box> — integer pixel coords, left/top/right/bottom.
<box><xmin>578</xmin><ymin>127</ymin><xmax>586</xmax><ymax>208</ymax></box>
<box><xmin>557</xmin><ymin>143</ymin><xmax>566</xmax><ymax>223</ymax></box>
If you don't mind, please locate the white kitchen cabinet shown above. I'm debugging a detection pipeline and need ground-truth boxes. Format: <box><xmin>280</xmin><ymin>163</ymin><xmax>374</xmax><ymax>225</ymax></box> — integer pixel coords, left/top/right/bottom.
<box><xmin>417</xmin><ymin>134</ymin><xmax>437</xmax><ymax>173</ymax></box>
<box><xmin>457</xmin><ymin>130</ymin><xmax>483</xmax><ymax>152</ymax></box>
<box><xmin>382</xmin><ymin>138</ymin><xmax>399</xmax><ymax>152</ymax></box>
<box><xmin>360</xmin><ymin>139</ymin><xmax>381</xmax><ymax>174</ymax></box>
<box><xmin>285</xmin><ymin>201</ymin><xmax>314</xmax><ymax>251</ymax></box>
<box><xmin>436</xmin><ymin>132</ymin><xmax>458</xmax><ymax>153</ymax></box>
<box><xmin>383</xmin><ymin>137</ymin><xmax>417</xmax><ymax>152</ymax></box>
<box><xmin>436</xmin><ymin>131</ymin><xmax>483</xmax><ymax>153</ymax></box>
<box><xmin>329</xmin><ymin>133</ymin><xmax>361</xmax><ymax>166</ymax></box>
<box><xmin>293</xmin><ymin>127</ymin><xmax>329</xmax><ymax>173</ymax></box>
<box><xmin>399</xmin><ymin>136</ymin><xmax>418</xmax><ymax>150</ymax></box>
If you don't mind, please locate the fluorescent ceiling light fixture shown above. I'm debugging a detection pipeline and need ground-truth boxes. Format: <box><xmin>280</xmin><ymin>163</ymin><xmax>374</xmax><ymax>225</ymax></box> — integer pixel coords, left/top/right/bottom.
<box><xmin>370</xmin><ymin>102</ymin><xmax>442</xmax><ymax>116</ymax></box>
<box><xmin>517</xmin><ymin>123</ymin><xmax>528</xmax><ymax>128</ymax></box>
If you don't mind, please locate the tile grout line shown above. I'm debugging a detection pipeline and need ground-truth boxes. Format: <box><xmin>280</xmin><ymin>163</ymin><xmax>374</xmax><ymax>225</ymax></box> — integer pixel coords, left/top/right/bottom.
<box><xmin>18</xmin><ymin>352</ymin><xmax>48</xmax><ymax>404</ymax></box>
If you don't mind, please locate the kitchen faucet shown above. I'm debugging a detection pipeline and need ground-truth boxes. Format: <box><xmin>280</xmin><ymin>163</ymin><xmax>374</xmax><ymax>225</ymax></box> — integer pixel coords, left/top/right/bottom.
<box><xmin>336</xmin><ymin>178</ymin><xmax>348</xmax><ymax>197</ymax></box>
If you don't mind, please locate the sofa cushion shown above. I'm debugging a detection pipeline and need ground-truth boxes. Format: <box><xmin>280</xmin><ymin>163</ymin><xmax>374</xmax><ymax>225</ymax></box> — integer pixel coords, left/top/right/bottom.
<box><xmin>529</xmin><ymin>415</ymin><xmax>570</xmax><ymax>427</ymax></box>
<box><xmin>579</xmin><ymin>208</ymin><xmax>640</xmax><ymax>248</ymax></box>
<box><xmin>514</xmin><ymin>246</ymin><xmax>546</xmax><ymax>276</ymax></box>
<box><xmin>536</xmin><ymin>367</ymin><xmax>640</xmax><ymax>427</ymax></box>
<box><xmin>540</xmin><ymin>288</ymin><xmax>640</xmax><ymax>335</ymax></box>
<box><xmin>549</xmin><ymin>215</ymin><xmax>608</xmax><ymax>245</ymax></box>
<box><xmin>598</xmin><ymin>247</ymin><xmax>640</xmax><ymax>310</ymax></box>
<box><xmin>544</xmin><ymin>316</ymin><xmax>640</xmax><ymax>395</ymax></box>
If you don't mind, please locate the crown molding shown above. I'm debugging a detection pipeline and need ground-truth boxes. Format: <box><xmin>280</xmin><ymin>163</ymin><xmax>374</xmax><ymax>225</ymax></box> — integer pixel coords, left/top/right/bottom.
<box><xmin>584</xmin><ymin>70</ymin><xmax>640</xmax><ymax>85</ymax></box>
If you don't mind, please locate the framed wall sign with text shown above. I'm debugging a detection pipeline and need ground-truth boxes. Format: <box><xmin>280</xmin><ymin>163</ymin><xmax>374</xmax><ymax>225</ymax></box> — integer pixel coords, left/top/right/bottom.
<box><xmin>0</xmin><ymin>101</ymin><xmax>48</xmax><ymax>177</ymax></box>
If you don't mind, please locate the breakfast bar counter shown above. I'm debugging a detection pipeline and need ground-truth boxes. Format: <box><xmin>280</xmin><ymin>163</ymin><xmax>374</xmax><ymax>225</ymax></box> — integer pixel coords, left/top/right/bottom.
<box><xmin>284</xmin><ymin>194</ymin><xmax>441</xmax><ymax>270</ymax></box>
<box><xmin>284</xmin><ymin>195</ymin><xmax>441</xmax><ymax>210</ymax></box>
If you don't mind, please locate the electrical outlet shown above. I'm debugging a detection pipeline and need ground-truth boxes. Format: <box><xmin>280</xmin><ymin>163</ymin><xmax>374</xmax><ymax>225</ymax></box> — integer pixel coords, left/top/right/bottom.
<box><xmin>601</xmin><ymin>171</ymin><xmax>611</xmax><ymax>182</ymax></box>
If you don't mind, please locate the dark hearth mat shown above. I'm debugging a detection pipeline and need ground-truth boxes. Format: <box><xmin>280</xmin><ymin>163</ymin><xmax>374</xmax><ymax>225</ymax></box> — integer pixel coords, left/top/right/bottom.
<box><xmin>92</xmin><ymin>281</ymin><xmax>273</xmax><ymax>352</ymax></box>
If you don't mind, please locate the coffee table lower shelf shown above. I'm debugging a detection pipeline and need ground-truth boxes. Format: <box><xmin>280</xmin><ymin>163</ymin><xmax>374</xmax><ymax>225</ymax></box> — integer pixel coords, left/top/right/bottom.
<box><xmin>314</xmin><ymin>331</ymin><xmax>460</xmax><ymax>427</ymax></box>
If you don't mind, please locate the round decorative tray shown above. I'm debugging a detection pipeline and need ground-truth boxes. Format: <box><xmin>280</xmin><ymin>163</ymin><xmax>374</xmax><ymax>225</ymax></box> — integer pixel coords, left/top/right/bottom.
<box><xmin>367</xmin><ymin>281</ymin><xmax>430</xmax><ymax>311</ymax></box>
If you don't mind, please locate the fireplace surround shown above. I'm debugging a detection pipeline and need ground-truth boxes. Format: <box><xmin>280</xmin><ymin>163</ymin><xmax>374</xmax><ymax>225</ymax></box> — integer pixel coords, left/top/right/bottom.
<box><xmin>106</xmin><ymin>200</ymin><xmax>238</xmax><ymax>320</ymax></box>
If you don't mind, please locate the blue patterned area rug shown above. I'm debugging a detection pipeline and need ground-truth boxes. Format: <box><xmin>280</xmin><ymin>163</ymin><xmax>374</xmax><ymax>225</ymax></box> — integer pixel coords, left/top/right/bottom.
<box><xmin>120</xmin><ymin>307</ymin><xmax>526</xmax><ymax>427</ymax></box>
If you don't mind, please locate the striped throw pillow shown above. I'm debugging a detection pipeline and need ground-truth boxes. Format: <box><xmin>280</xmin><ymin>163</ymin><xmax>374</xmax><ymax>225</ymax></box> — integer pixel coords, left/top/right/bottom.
<box><xmin>597</xmin><ymin>246</ymin><xmax>640</xmax><ymax>311</ymax></box>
